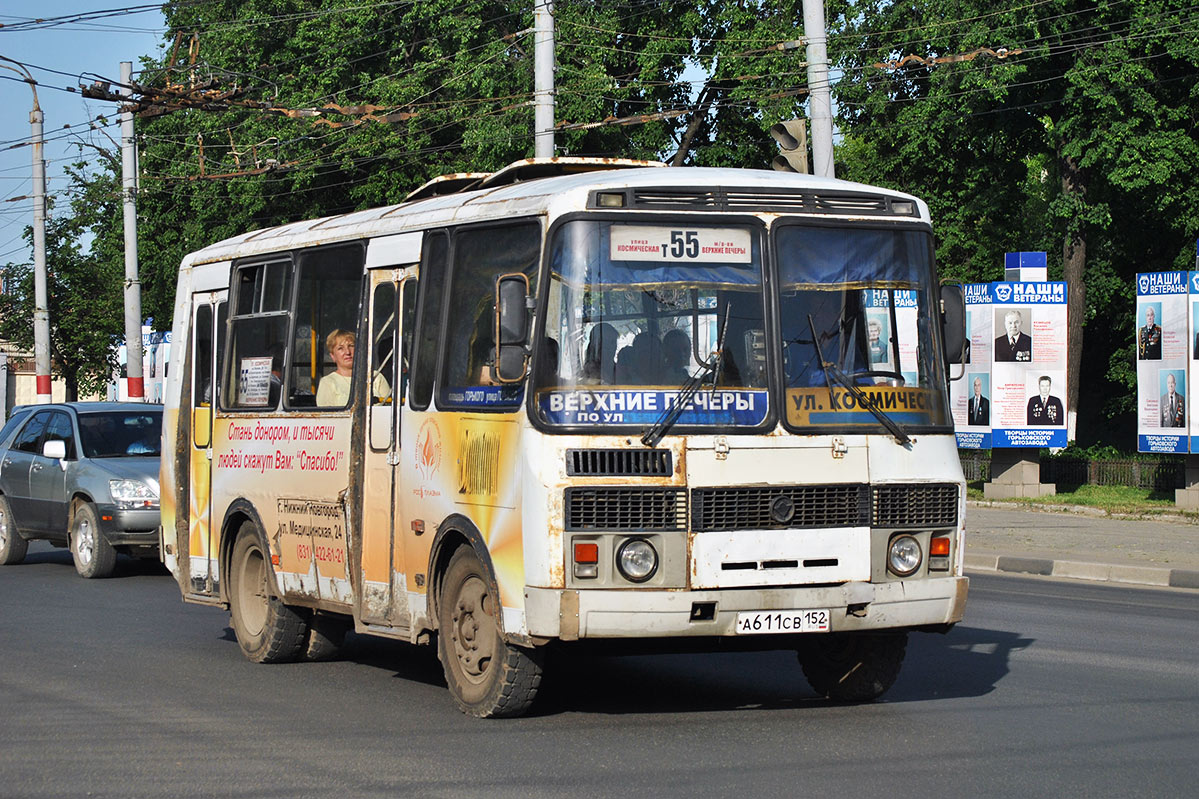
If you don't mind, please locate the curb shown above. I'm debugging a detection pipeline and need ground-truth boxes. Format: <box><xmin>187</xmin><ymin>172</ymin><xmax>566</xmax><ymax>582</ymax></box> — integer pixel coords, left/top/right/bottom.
<box><xmin>964</xmin><ymin>554</ymin><xmax>1199</xmax><ymax>590</ymax></box>
<box><xmin>966</xmin><ymin>499</ymin><xmax>1199</xmax><ymax>525</ymax></box>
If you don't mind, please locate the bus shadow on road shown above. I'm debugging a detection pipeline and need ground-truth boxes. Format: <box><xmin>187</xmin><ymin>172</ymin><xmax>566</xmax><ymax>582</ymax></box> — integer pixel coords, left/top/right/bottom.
<box><xmin>524</xmin><ymin>625</ymin><xmax>1032</xmax><ymax>715</ymax></box>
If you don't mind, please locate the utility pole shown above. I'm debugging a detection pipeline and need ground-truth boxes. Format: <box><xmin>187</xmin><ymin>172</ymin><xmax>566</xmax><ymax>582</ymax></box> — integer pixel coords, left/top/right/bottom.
<box><xmin>802</xmin><ymin>0</ymin><xmax>835</xmax><ymax>178</ymax></box>
<box><xmin>120</xmin><ymin>61</ymin><xmax>145</xmax><ymax>401</ymax></box>
<box><xmin>0</xmin><ymin>57</ymin><xmax>52</xmax><ymax>403</ymax></box>
<box><xmin>534</xmin><ymin>0</ymin><xmax>555</xmax><ymax>158</ymax></box>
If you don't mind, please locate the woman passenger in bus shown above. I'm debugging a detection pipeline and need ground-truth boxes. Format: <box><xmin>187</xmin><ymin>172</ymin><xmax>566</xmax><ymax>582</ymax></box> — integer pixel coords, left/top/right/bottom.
<box><xmin>316</xmin><ymin>329</ymin><xmax>390</xmax><ymax>406</ymax></box>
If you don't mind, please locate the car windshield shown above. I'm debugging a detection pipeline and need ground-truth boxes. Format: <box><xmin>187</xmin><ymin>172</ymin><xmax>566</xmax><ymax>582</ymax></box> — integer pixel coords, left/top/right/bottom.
<box><xmin>77</xmin><ymin>411</ymin><xmax>163</xmax><ymax>458</ymax></box>
<box><xmin>533</xmin><ymin>219</ymin><xmax>768</xmax><ymax>431</ymax></box>
<box><xmin>775</xmin><ymin>224</ymin><xmax>951</xmax><ymax>432</ymax></box>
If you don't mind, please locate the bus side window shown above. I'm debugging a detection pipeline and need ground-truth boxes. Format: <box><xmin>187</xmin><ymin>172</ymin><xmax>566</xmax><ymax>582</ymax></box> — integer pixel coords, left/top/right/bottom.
<box><xmin>437</xmin><ymin>222</ymin><xmax>540</xmax><ymax>410</ymax></box>
<box><xmin>193</xmin><ymin>304</ymin><xmax>213</xmax><ymax>409</ymax></box>
<box><xmin>225</xmin><ymin>259</ymin><xmax>291</xmax><ymax>410</ymax></box>
<box><xmin>409</xmin><ymin>233</ymin><xmax>448</xmax><ymax>411</ymax></box>
<box><xmin>371</xmin><ymin>282</ymin><xmax>397</xmax><ymax>407</ymax></box>
<box><xmin>400</xmin><ymin>278</ymin><xmax>417</xmax><ymax>403</ymax></box>
<box><xmin>291</xmin><ymin>244</ymin><xmax>367</xmax><ymax>410</ymax></box>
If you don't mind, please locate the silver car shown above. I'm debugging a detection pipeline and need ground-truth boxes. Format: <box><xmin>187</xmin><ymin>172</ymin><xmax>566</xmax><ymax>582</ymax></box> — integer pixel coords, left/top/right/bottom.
<box><xmin>0</xmin><ymin>402</ymin><xmax>162</xmax><ymax>578</ymax></box>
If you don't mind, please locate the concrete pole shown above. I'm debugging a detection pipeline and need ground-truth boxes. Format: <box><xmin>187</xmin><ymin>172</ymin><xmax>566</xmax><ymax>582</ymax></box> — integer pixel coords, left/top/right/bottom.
<box><xmin>30</xmin><ymin>102</ymin><xmax>52</xmax><ymax>403</ymax></box>
<box><xmin>120</xmin><ymin>62</ymin><xmax>144</xmax><ymax>400</ymax></box>
<box><xmin>533</xmin><ymin>1</ymin><xmax>555</xmax><ymax>158</ymax></box>
<box><xmin>802</xmin><ymin>0</ymin><xmax>835</xmax><ymax>179</ymax></box>
<box><xmin>0</xmin><ymin>57</ymin><xmax>52</xmax><ymax>402</ymax></box>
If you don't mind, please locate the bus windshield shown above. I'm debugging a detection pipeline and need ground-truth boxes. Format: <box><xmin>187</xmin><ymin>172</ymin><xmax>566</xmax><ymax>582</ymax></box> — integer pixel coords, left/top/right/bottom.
<box><xmin>776</xmin><ymin>224</ymin><xmax>951</xmax><ymax>432</ymax></box>
<box><xmin>534</xmin><ymin>219</ymin><xmax>769</xmax><ymax>430</ymax></box>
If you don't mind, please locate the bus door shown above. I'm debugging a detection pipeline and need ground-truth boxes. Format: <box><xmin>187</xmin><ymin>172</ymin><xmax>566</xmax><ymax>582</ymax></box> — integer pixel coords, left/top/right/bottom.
<box><xmin>189</xmin><ymin>290</ymin><xmax>226</xmax><ymax>594</ymax></box>
<box><xmin>357</xmin><ymin>234</ymin><xmax>420</xmax><ymax>627</ymax></box>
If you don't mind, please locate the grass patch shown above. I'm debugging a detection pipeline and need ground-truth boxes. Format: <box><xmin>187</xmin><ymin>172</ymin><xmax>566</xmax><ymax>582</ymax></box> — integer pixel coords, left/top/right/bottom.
<box><xmin>968</xmin><ymin>481</ymin><xmax>1187</xmax><ymax>515</ymax></box>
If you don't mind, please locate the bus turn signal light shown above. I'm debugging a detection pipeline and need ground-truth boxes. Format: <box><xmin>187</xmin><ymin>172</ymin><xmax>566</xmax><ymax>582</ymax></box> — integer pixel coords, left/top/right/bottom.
<box><xmin>574</xmin><ymin>542</ymin><xmax>599</xmax><ymax>563</ymax></box>
<box><xmin>573</xmin><ymin>541</ymin><xmax>599</xmax><ymax>579</ymax></box>
<box><xmin>930</xmin><ymin>537</ymin><xmax>950</xmax><ymax>556</ymax></box>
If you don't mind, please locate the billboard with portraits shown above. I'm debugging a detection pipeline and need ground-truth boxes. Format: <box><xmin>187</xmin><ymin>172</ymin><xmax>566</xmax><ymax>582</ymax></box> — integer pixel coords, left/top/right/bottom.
<box><xmin>1136</xmin><ymin>271</ymin><xmax>1188</xmax><ymax>453</ymax></box>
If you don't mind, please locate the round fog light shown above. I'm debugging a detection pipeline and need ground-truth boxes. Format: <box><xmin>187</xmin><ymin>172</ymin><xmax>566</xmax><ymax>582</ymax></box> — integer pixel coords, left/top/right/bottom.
<box><xmin>888</xmin><ymin>535</ymin><xmax>922</xmax><ymax>576</ymax></box>
<box><xmin>616</xmin><ymin>538</ymin><xmax>658</xmax><ymax>582</ymax></box>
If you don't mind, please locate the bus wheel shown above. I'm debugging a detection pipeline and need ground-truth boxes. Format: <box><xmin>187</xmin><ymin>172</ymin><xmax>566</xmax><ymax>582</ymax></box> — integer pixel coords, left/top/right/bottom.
<box><xmin>797</xmin><ymin>631</ymin><xmax>908</xmax><ymax>702</ymax></box>
<box><xmin>71</xmin><ymin>502</ymin><xmax>116</xmax><ymax>578</ymax></box>
<box><xmin>303</xmin><ymin>612</ymin><xmax>348</xmax><ymax>661</ymax></box>
<box><xmin>0</xmin><ymin>496</ymin><xmax>28</xmax><ymax>565</ymax></box>
<box><xmin>229</xmin><ymin>524</ymin><xmax>306</xmax><ymax>664</ymax></box>
<box><xmin>437</xmin><ymin>546</ymin><xmax>542</xmax><ymax>718</ymax></box>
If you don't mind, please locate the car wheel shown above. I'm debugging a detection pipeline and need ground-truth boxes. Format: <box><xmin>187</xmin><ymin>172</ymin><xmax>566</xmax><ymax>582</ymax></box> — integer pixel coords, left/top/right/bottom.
<box><xmin>437</xmin><ymin>546</ymin><xmax>543</xmax><ymax>718</ymax></box>
<box><xmin>0</xmin><ymin>496</ymin><xmax>28</xmax><ymax>565</ymax></box>
<box><xmin>228</xmin><ymin>523</ymin><xmax>307</xmax><ymax>663</ymax></box>
<box><xmin>71</xmin><ymin>502</ymin><xmax>116</xmax><ymax>578</ymax></box>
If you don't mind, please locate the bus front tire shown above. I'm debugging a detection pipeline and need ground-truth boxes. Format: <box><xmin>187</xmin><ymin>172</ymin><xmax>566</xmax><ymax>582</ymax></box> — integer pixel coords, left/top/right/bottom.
<box><xmin>797</xmin><ymin>631</ymin><xmax>908</xmax><ymax>702</ymax></box>
<box><xmin>437</xmin><ymin>546</ymin><xmax>542</xmax><ymax>718</ymax></box>
<box><xmin>0</xmin><ymin>497</ymin><xmax>28</xmax><ymax>565</ymax></box>
<box><xmin>71</xmin><ymin>502</ymin><xmax>116</xmax><ymax>579</ymax></box>
<box><xmin>229</xmin><ymin>524</ymin><xmax>307</xmax><ymax>664</ymax></box>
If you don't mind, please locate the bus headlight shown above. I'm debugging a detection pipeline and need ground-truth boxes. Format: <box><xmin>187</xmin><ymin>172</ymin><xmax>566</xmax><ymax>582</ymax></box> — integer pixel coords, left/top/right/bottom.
<box><xmin>887</xmin><ymin>535</ymin><xmax>922</xmax><ymax>577</ymax></box>
<box><xmin>616</xmin><ymin>538</ymin><xmax>658</xmax><ymax>582</ymax></box>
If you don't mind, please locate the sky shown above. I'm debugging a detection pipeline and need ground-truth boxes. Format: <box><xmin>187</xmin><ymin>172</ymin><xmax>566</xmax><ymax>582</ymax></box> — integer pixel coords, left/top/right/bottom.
<box><xmin>0</xmin><ymin>2</ymin><xmax>167</xmax><ymax>264</ymax></box>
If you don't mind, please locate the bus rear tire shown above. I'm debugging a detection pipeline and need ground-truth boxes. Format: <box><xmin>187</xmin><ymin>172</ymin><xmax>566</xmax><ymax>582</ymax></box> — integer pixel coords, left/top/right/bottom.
<box><xmin>437</xmin><ymin>546</ymin><xmax>542</xmax><ymax>718</ymax></box>
<box><xmin>797</xmin><ymin>631</ymin><xmax>908</xmax><ymax>702</ymax></box>
<box><xmin>303</xmin><ymin>612</ymin><xmax>348</xmax><ymax>661</ymax></box>
<box><xmin>229</xmin><ymin>524</ymin><xmax>307</xmax><ymax>664</ymax></box>
<box><xmin>0</xmin><ymin>497</ymin><xmax>28</xmax><ymax>565</ymax></box>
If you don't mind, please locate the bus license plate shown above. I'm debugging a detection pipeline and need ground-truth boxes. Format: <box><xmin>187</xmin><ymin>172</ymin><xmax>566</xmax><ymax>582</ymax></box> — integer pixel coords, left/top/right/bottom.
<box><xmin>735</xmin><ymin>609</ymin><xmax>830</xmax><ymax>634</ymax></box>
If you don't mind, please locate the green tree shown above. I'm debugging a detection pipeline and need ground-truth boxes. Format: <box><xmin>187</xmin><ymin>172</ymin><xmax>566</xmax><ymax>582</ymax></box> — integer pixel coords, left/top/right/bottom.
<box><xmin>829</xmin><ymin>0</ymin><xmax>1199</xmax><ymax>446</ymax></box>
<box><xmin>131</xmin><ymin>1</ymin><xmax>822</xmax><ymax>329</ymax></box>
<box><xmin>0</xmin><ymin>158</ymin><xmax>125</xmax><ymax>401</ymax></box>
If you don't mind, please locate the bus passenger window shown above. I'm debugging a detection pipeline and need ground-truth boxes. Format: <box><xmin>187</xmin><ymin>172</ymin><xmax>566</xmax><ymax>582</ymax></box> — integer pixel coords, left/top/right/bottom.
<box><xmin>438</xmin><ymin>222</ymin><xmax>540</xmax><ymax>410</ymax></box>
<box><xmin>225</xmin><ymin>259</ymin><xmax>291</xmax><ymax>410</ymax></box>
<box><xmin>291</xmin><ymin>244</ymin><xmax>367</xmax><ymax>409</ymax></box>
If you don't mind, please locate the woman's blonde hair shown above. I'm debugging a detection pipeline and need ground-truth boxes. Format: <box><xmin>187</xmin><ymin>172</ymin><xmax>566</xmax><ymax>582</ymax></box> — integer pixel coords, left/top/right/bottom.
<box><xmin>326</xmin><ymin>328</ymin><xmax>355</xmax><ymax>353</ymax></box>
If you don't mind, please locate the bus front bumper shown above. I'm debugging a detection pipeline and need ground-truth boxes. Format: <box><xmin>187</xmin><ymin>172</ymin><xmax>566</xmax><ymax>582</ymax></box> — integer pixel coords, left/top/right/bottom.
<box><xmin>523</xmin><ymin>576</ymin><xmax>968</xmax><ymax>640</ymax></box>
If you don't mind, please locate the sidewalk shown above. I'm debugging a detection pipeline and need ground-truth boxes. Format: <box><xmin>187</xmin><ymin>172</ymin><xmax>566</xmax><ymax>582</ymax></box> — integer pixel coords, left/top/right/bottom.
<box><xmin>965</xmin><ymin>502</ymin><xmax>1199</xmax><ymax>590</ymax></box>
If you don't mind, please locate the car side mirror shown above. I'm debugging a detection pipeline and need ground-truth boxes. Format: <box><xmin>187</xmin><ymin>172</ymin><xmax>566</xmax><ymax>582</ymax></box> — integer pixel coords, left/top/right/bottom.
<box><xmin>43</xmin><ymin>439</ymin><xmax>67</xmax><ymax>466</ymax></box>
<box><xmin>940</xmin><ymin>284</ymin><xmax>966</xmax><ymax>365</ymax></box>
<box><xmin>494</xmin><ymin>273</ymin><xmax>531</xmax><ymax>383</ymax></box>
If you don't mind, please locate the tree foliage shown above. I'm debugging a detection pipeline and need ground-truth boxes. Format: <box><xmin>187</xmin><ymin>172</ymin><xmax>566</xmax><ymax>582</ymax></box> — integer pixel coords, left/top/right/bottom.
<box><xmin>828</xmin><ymin>0</ymin><xmax>1199</xmax><ymax>444</ymax></box>
<box><xmin>0</xmin><ymin>157</ymin><xmax>125</xmax><ymax>401</ymax></box>
<box><xmin>133</xmin><ymin>0</ymin><xmax>818</xmax><ymax>328</ymax></box>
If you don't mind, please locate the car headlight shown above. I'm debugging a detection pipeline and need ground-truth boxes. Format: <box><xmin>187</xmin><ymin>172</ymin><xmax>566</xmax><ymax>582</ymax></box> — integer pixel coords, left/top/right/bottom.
<box><xmin>888</xmin><ymin>534</ymin><xmax>922</xmax><ymax>577</ymax></box>
<box><xmin>616</xmin><ymin>538</ymin><xmax>658</xmax><ymax>582</ymax></box>
<box><xmin>109</xmin><ymin>479</ymin><xmax>159</xmax><ymax>510</ymax></box>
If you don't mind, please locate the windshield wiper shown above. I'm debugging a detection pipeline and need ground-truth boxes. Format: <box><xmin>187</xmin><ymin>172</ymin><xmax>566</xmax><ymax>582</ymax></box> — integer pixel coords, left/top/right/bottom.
<box><xmin>640</xmin><ymin>353</ymin><xmax>718</xmax><ymax>448</ymax></box>
<box><xmin>806</xmin><ymin>314</ymin><xmax>911</xmax><ymax>446</ymax></box>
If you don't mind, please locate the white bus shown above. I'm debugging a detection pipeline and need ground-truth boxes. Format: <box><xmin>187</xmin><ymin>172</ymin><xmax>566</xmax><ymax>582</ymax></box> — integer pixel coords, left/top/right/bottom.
<box><xmin>160</xmin><ymin>158</ymin><xmax>968</xmax><ymax>717</ymax></box>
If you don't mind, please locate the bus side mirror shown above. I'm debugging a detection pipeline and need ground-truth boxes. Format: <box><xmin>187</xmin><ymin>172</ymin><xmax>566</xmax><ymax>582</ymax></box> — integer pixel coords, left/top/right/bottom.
<box><xmin>494</xmin><ymin>273</ymin><xmax>531</xmax><ymax>383</ymax></box>
<box><xmin>940</xmin><ymin>284</ymin><xmax>966</xmax><ymax>364</ymax></box>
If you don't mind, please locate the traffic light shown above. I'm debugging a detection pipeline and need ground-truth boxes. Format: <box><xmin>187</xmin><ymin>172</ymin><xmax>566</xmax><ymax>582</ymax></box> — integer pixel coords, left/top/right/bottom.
<box><xmin>769</xmin><ymin>119</ymin><xmax>809</xmax><ymax>173</ymax></box>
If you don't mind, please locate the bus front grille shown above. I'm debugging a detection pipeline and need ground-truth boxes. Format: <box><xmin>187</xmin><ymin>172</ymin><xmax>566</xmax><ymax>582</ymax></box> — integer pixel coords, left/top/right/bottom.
<box><xmin>872</xmin><ymin>484</ymin><xmax>959</xmax><ymax>528</ymax></box>
<box><xmin>566</xmin><ymin>448</ymin><xmax>673</xmax><ymax>476</ymax></box>
<box><xmin>690</xmin><ymin>484</ymin><xmax>870</xmax><ymax>531</ymax></box>
<box><xmin>565</xmin><ymin>487</ymin><xmax>687</xmax><ymax>531</ymax></box>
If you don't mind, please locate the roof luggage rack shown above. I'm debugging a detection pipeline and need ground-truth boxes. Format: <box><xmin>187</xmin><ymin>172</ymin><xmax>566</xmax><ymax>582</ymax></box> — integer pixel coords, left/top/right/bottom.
<box><xmin>403</xmin><ymin>157</ymin><xmax>666</xmax><ymax>202</ymax></box>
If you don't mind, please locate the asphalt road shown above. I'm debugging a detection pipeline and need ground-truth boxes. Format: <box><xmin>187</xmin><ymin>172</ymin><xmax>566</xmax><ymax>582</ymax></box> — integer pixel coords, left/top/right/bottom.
<box><xmin>1</xmin><ymin>542</ymin><xmax>1196</xmax><ymax>798</ymax></box>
